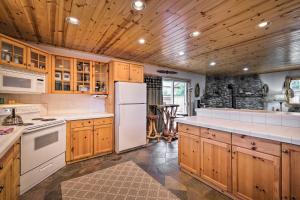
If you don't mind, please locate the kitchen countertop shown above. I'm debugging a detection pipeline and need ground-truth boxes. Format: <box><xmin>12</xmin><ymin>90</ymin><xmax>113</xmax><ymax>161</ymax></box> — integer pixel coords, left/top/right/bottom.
<box><xmin>176</xmin><ymin>116</ymin><xmax>300</xmax><ymax>145</ymax></box>
<box><xmin>0</xmin><ymin>126</ymin><xmax>24</xmax><ymax>158</ymax></box>
<box><xmin>47</xmin><ymin>112</ymin><xmax>114</xmax><ymax>121</ymax></box>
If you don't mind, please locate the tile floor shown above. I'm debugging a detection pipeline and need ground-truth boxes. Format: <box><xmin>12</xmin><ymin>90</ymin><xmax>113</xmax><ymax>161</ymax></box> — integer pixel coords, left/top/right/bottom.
<box><xmin>21</xmin><ymin>140</ymin><xmax>230</xmax><ymax>200</ymax></box>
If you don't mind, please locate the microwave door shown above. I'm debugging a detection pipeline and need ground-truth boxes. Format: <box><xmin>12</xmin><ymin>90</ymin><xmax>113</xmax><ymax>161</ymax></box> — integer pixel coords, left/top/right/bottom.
<box><xmin>1</xmin><ymin>75</ymin><xmax>34</xmax><ymax>93</ymax></box>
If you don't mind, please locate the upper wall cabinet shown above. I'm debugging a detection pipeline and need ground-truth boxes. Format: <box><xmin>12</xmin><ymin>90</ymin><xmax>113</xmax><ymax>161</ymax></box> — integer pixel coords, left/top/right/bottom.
<box><xmin>51</xmin><ymin>56</ymin><xmax>74</xmax><ymax>94</ymax></box>
<box><xmin>92</xmin><ymin>62</ymin><xmax>109</xmax><ymax>94</ymax></box>
<box><xmin>27</xmin><ymin>48</ymin><xmax>49</xmax><ymax>73</ymax></box>
<box><xmin>0</xmin><ymin>37</ymin><xmax>27</xmax><ymax>69</ymax></box>
<box><xmin>74</xmin><ymin>59</ymin><xmax>92</xmax><ymax>94</ymax></box>
<box><xmin>112</xmin><ymin>61</ymin><xmax>144</xmax><ymax>83</ymax></box>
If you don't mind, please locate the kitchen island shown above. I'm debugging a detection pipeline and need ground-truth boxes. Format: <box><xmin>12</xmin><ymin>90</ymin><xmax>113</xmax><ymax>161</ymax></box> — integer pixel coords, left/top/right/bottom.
<box><xmin>176</xmin><ymin>114</ymin><xmax>300</xmax><ymax>200</ymax></box>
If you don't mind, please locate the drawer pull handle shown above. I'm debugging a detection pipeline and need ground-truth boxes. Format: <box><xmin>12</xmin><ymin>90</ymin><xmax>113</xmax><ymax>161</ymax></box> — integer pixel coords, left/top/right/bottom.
<box><xmin>0</xmin><ymin>185</ymin><xmax>4</xmax><ymax>193</ymax></box>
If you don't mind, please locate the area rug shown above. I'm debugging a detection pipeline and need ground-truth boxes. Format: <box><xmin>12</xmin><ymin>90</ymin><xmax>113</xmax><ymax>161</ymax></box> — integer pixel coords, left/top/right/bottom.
<box><xmin>61</xmin><ymin>161</ymin><xmax>180</xmax><ymax>200</ymax></box>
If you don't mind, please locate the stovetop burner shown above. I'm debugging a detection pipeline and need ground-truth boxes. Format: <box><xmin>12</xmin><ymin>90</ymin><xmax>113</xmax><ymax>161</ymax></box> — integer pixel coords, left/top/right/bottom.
<box><xmin>41</xmin><ymin>118</ymin><xmax>56</xmax><ymax>121</ymax></box>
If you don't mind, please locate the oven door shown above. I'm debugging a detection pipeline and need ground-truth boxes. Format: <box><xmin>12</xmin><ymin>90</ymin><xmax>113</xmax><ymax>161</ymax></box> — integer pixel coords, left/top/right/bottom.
<box><xmin>21</xmin><ymin>124</ymin><xmax>66</xmax><ymax>174</ymax></box>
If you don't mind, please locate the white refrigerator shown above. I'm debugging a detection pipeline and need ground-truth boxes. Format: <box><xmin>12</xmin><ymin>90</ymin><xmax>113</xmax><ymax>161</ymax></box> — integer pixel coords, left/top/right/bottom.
<box><xmin>115</xmin><ymin>82</ymin><xmax>147</xmax><ymax>153</ymax></box>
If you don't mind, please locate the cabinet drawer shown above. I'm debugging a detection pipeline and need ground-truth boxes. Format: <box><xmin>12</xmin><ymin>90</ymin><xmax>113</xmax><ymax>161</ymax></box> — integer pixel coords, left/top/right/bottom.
<box><xmin>0</xmin><ymin>147</ymin><xmax>14</xmax><ymax>173</ymax></box>
<box><xmin>178</xmin><ymin>123</ymin><xmax>200</xmax><ymax>136</ymax></box>
<box><xmin>201</xmin><ymin>129</ymin><xmax>231</xmax><ymax>144</ymax></box>
<box><xmin>232</xmin><ymin>134</ymin><xmax>281</xmax><ymax>156</ymax></box>
<box><xmin>70</xmin><ymin>119</ymin><xmax>93</xmax><ymax>128</ymax></box>
<box><xmin>93</xmin><ymin>118</ymin><xmax>113</xmax><ymax>126</ymax></box>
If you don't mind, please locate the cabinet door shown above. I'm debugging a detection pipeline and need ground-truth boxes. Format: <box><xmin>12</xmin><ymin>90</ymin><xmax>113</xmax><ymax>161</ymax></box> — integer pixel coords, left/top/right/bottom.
<box><xmin>179</xmin><ymin>132</ymin><xmax>200</xmax><ymax>175</ymax></box>
<box><xmin>92</xmin><ymin>62</ymin><xmax>109</xmax><ymax>94</ymax></box>
<box><xmin>13</xmin><ymin>156</ymin><xmax>20</xmax><ymax>199</ymax></box>
<box><xmin>27</xmin><ymin>48</ymin><xmax>48</xmax><ymax>73</ymax></box>
<box><xmin>282</xmin><ymin>144</ymin><xmax>300</xmax><ymax>200</ymax></box>
<box><xmin>94</xmin><ymin>124</ymin><xmax>113</xmax><ymax>155</ymax></box>
<box><xmin>129</xmin><ymin>64</ymin><xmax>144</xmax><ymax>83</ymax></box>
<box><xmin>0</xmin><ymin>158</ymin><xmax>13</xmax><ymax>200</ymax></box>
<box><xmin>232</xmin><ymin>146</ymin><xmax>280</xmax><ymax>200</ymax></box>
<box><xmin>200</xmin><ymin>138</ymin><xmax>231</xmax><ymax>192</ymax></box>
<box><xmin>52</xmin><ymin>56</ymin><xmax>74</xmax><ymax>93</ymax></box>
<box><xmin>113</xmin><ymin>62</ymin><xmax>130</xmax><ymax>81</ymax></box>
<box><xmin>0</xmin><ymin>38</ymin><xmax>27</xmax><ymax>69</ymax></box>
<box><xmin>71</xmin><ymin>127</ymin><xmax>93</xmax><ymax>160</ymax></box>
<box><xmin>74</xmin><ymin>59</ymin><xmax>92</xmax><ymax>94</ymax></box>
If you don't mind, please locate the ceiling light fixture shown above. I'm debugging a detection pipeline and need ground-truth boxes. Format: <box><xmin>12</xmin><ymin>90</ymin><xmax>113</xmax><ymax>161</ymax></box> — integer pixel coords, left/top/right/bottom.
<box><xmin>243</xmin><ymin>67</ymin><xmax>249</xmax><ymax>71</ymax></box>
<box><xmin>190</xmin><ymin>31</ymin><xmax>201</xmax><ymax>37</ymax></box>
<box><xmin>257</xmin><ymin>21</ymin><xmax>270</xmax><ymax>28</ymax></box>
<box><xmin>138</xmin><ymin>38</ymin><xmax>145</xmax><ymax>44</ymax></box>
<box><xmin>132</xmin><ymin>0</ymin><xmax>146</xmax><ymax>11</ymax></box>
<box><xmin>66</xmin><ymin>16</ymin><xmax>80</xmax><ymax>25</ymax></box>
<box><xmin>179</xmin><ymin>51</ymin><xmax>185</xmax><ymax>56</ymax></box>
<box><xmin>209</xmin><ymin>61</ymin><xmax>216</xmax><ymax>66</ymax></box>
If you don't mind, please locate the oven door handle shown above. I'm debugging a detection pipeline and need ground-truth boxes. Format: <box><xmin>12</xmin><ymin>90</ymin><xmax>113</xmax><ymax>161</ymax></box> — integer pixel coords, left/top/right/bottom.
<box><xmin>39</xmin><ymin>163</ymin><xmax>53</xmax><ymax>172</ymax></box>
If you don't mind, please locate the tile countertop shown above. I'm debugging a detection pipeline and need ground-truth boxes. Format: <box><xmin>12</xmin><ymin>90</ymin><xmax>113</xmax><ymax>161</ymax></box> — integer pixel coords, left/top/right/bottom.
<box><xmin>0</xmin><ymin>126</ymin><xmax>24</xmax><ymax>158</ymax></box>
<box><xmin>175</xmin><ymin>116</ymin><xmax>300</xmax><ymax>145</ymax></box>
<box><xmin>47</xmin><ymin>112</ymin><xmax>114</xmax><ymax>121</ymax></box>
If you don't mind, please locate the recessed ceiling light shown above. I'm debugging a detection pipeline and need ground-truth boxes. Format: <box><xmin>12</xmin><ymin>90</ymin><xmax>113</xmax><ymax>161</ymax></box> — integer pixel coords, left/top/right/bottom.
<box><xmin>209</xmin><ymin>61</ymin><xmax>216</xmax><ymax>66</ymax></box>
<box><xmin>243</xmin><ymin>67</ymin><xmax>249</xmax><ymax>71</ymax></box>
<box><xmin>257</xmin><ymin>21</ymin><xmax>269</xmax><ymax>28</ymax></box>
<box><xmin>138</xmin><ymin>38</ymin><xmax>145</xmax><ymax>44</ymax></box>
<box><xmin>179</xmin><ymin>51</ymin><xmax>185</xmax><ymax>56</ymax></box>
<box><xmin>132</xmin><ymin>0</ymin><xmax>146</xmax><ymax>11</ymax></box>
<box><xmin>190</xmin><ymin>31</ymin><xmax>201</xmax><ymax>37</ymax></box>
<box><xmin>66</xmin><ymin>16</ymin><xmax>80</xmax><ymax>25</ymax></box>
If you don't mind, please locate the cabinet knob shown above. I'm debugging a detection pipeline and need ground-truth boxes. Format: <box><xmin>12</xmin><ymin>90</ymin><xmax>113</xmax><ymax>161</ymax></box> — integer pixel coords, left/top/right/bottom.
<box><xmin>251</xmin><ymin>141</ymin><xmax>256</xmax><ymax>145</ymax></box>
<box><xmin>0</xmin><ymin>164</ymin><xmax>3</xmax><ymax>170</ymax></box>
<box><xmin>84</xmin><ymin>136</ymin><xmax>87</xmax><ymax>139</ymax></box>
<box><xmin>282</xmin><ymin>149</ymin><xmax>289</xmax><ymax>154</ymax></box>
<box><xmin>251</xmin><ymin>146</ymin><xmax>257</xmax><ymax>151</ymax></box>
<box><xmin>291</xmin><ymin>196</ymin><xmax>296</xmax><ymax>200</ymax></box>
<box><xmin>212</xmin><ymin>134</ymin><xmax>216</xmax><ymax>137</ymax></box>
<box><xmin>241</xmin><ymin>135</ymin><xmax>246</xmax><ymax>138</ymax></box>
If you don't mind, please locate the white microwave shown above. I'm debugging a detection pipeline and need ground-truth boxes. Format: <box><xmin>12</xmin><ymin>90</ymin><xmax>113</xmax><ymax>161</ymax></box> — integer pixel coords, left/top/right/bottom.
<box><xmin>0</xmin><ymin>66</ymin><xmax>46</xmax><ymax>94</ymax></box>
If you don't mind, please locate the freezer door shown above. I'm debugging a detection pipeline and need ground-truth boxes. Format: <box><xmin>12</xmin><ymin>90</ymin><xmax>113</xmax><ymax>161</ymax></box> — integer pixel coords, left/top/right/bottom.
<box><xmin>115</xmin><ymin>82</ymin><xmax>146</xmax><ymax>104</ymax></box>
<box><xmin>115</xmin><ymin>103</ymin><xmax>146</xmax><ymax>153</ymax></box>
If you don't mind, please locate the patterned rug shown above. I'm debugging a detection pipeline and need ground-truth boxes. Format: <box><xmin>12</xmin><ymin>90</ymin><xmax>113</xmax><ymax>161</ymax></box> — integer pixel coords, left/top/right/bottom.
<box><xmin>61</xmin><ymin>161</ymin><xmax>180</xmax><ymax>200</ymax></box>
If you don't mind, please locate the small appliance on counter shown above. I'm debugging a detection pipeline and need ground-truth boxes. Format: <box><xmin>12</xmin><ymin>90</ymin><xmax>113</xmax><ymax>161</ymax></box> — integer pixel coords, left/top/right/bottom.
<box><xmin>0</xmin><ymin>104</ymin><xmax>66</xmax><ymax>194</ymax></box>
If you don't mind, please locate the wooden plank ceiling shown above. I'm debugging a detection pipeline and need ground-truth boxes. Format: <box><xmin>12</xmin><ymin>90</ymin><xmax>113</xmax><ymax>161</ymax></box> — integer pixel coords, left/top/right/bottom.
<box><xmin>1</xmin><ymin>0</ymin><xmax>300</xmax><ymax>75</ymax></box>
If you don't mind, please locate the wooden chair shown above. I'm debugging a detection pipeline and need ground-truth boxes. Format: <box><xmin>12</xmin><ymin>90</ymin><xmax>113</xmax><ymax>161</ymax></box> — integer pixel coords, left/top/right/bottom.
<box><xmin>147</xmin><ymin>115</ymin><xmax>160</xmax><ymax>143</ymax></box>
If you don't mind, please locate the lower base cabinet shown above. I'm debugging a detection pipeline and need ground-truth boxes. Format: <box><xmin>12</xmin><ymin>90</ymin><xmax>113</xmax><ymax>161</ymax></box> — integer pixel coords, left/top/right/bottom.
<box><xmin>0</xmin><ymin>140</ymin><xmax>20</xmax><ymax>200</ymax></box>
<box><xmin>67</xmin><ymin>118</ymin><xmax>113</xmax><ymax>163</ymax></box>
<box><xmin>200</xmin><ymin>138</ymin><xmax>231</xmax><ymax>192</ymax></box>
<box><xmin>232</xmin><ymin>146</ymin><xmax>280</xmax><ymax>200</ymax></box>
<box><xmin>179</xmin><ymin>132</ymin><xmax>200</xmax><ymax>175</ymax></box>
<box><xmin>282</xmin><ymin>144</ymin><xmax>300</xmax><ymax>200</ymax></box>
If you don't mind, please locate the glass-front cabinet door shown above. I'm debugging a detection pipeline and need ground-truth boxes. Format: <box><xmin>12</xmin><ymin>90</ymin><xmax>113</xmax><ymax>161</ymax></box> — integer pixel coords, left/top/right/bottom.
<box><xmin>74</xmin><ymin>59</ymin><xmax>91</xmax><ymax>93</ymax></box>
<box><xmin>92</xmin><ymin>62</ymin><xmax>108</xmax><ymax>94</ymax></box>
<box><xmin>27</xmin><ymin>48</ymin><xmax>48</xmax><ymax>73</ymax></box>
<box><xmin>0</xmin><ymin>38</ymin><xmax>26</xmax><ymax>68</ymax></box>
<box><xmin>52</xmin><ymin>56</ymin><xmax>74</xmax><ymax>93</ymax></box>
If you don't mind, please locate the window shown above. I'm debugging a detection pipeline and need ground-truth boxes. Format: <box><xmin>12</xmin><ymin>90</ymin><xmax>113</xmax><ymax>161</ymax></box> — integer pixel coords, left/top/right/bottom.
<box><xmin>163</xmin><ymin>79</ymin><xmax>188</xmax><ymax>115</ymax></box>
<box><xmin>289</xmin><ymin>79</ymin><xmax>300</xmax><ymax>104</ymax></box>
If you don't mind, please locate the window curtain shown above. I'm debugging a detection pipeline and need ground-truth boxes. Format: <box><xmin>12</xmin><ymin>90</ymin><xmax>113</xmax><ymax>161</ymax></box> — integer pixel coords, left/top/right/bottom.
<box><xmin>144</xmin><ymin>75</ymin><xmax>163</xmax><ymax>132</ymax></box>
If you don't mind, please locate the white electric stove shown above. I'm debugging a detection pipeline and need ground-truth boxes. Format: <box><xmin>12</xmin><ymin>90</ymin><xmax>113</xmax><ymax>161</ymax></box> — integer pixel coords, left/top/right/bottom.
<box><xmin>0</xmin><ymin>104</ymin><xmax>66</xmax><ymax>194</ymax></box>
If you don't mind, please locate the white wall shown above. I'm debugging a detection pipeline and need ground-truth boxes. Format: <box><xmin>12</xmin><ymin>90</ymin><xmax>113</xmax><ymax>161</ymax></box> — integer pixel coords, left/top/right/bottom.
<box><xmin>144</xmin><ymin>64</ymin><xmax>206</xmax><ymax>101</ymax></box>
<box><xmin>259</xmin><ymin>70</ymin><xmax>300</xmax><ymax>111</ymax></box>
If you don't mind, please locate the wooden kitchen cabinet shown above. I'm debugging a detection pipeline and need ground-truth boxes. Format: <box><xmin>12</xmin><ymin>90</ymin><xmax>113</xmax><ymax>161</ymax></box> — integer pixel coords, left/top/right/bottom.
<box><xmin>282</xmin><ymin>144</ymin><xmax>300</xmax><ymax>200</ymax></box>
<box><xmin>0</xmin><ymin>140</ymin><xmax>20</xmax><ymax>200</ymax></box>
<box><xmin>179</xmin><ymin>132</ymin><xmax>200</xmax><ymax>175</ymax></box>
<box><xmin>112</xmin><ymin>61</ymin><xmax>144</xmax><ymax>83</ymax></box>
<box><xmin>0</xmin><ymin>37</ymin><xmax>27</xmax><ymax>69</ymax></box>
<box><xmin>51</xmin><ymin>56</ymin><xmax>74</xmax><ymax>93</ymax></box>
<box><xmin>71</xmin><ymin>126</ymin><xmax>94</xmax><ymax>160</ymax></box>
<box><xmin>94</xmin><ymin>124</ymin><xmax>113</xmax><ymax>155</ymax></box>
<box><xmin>200</xmin><ymin>138</ymin><xmax>231</xmax><ymax>192</ymax></box>
<box><xmin>92</xmin><ymin>62</ymin><xmax>109</xmax><ymax>94</ymax></box>
<box><xmin>129</xmin><ymin>64</ymin><xmax>144</xmax><ymax>82</ymax></box>
<box><xmin>232</xmin><ymin>146</ymin><xmax>280</xmax><ymax>200</ymax></box>
<box><xmin>66</xmin><ymin>117</ymin><xmax>113</xmax><ymax>163</ymax></box>
<box><xmin>27</xmin><ymin>48</ymin><xmax>49</xmax><ymax>73</ymax></box>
